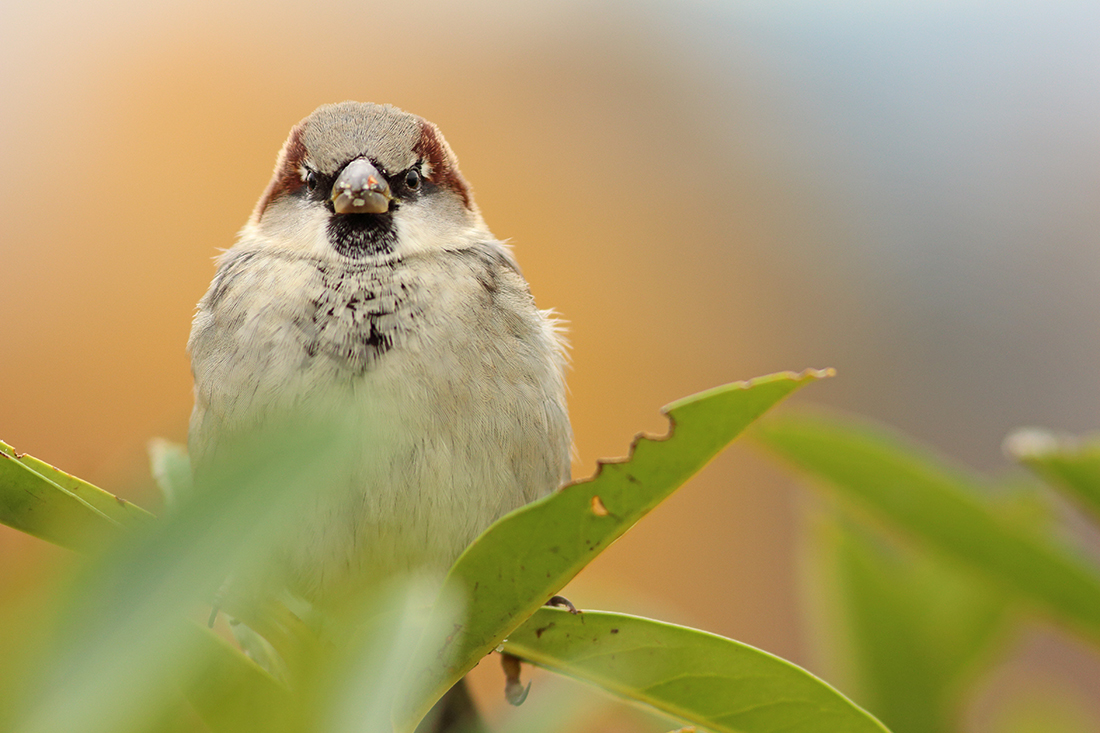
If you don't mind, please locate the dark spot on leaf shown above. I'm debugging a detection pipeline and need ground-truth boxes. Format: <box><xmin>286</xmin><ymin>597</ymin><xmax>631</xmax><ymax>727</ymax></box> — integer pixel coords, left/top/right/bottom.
<box><xmin>535</xmin><ymin>624</ymin><xmax>554</xmax><ymax>639</ymax></box>
<box><xmin>440</xmin><ymin>623</ymin><xmax>464</xmax><ymax>655</ymax></box>
<box><xmin>611</xmin><ymin>628</ymin><xmax>619</xmax><ymax>634</ymax></box>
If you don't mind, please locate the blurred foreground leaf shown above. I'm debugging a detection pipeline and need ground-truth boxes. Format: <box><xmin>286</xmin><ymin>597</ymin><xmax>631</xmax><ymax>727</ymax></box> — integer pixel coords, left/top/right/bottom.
<box><xmin>181</xmin><ymin>622</ymin><xmax>292</xmax><ymax>733</ymax></box>
<box><xmin>398</xmin><ymin>370</ymin><xmax>833</xmax><ymax>731</ymax></box>
<box><xmin>149</xmin><ymin>438</ymin><xmax>193</xmax><ymax>508</ymax></box>
<box><xmin>802</xmin><ymin>514</ymin><xmax>1012</xmax><ymax>733</ymax></box>
<box><xmin>10</xmin><ymin>422</ymin><xmax>357</xmax><ymax>733</ymax></box>
<box><xmin>1006</xmin><ymin>428</ymin><xmax>1100</xmax><ymax>523</ymax></box>
<box><xmin>504</xmin><ymin>607</ymin><xmax>888</xmax><ymax>733</ymax></box>
<box><xmin>0</xmin><ymin>439</ymin><xmax>152</xmax><ymax>551</ymax></box>
<box><xmin>755</xmin><ymin>413</ymin><xmax>1100</xmax><ymax>644</ymax></box>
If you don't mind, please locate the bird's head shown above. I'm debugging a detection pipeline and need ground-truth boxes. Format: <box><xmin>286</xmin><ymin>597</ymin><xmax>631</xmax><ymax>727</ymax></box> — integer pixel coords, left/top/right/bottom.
<box><xmin>248</xmin><ymin>101</ymin><xmax>486</xmax><ymax>260</ymax></box>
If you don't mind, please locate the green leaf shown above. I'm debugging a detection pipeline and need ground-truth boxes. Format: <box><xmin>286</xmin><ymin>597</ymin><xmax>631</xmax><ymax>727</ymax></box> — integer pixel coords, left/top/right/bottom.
<box><xmin>148</xmin><ymin>438</ymin><xmax>192</xmax><ymax>508</ymax></box>
<box><xmin>802</xmin><ymin>513</ymin><xmax>1011</xmax><ymax>733</ymax></box>
<box><xmin>1006</xmin><ymin>428</ymin><xmax>1100</xmax><ymax>524</ymax></box>
<box><xmin>503</xmin><ymin>608</ymin><xmax>889</xmax><ymax>733</ymax></box>
<box><xmin>1</xmin><ymin>439</ymin><xmax>154</xmax><ymax>529</ymax></box>
<box><xmin>754</xmin><ymin>413</ymin><xmax>1100</xmax><ymax>644</ymax></box>
<box><xmin>185</xmin><ymin>580</ymin><xmax>452</xmax><ymax>733</ymax></box>
<box><xmin>179</xmin><ymin>622</ymin><xmax>294</xmax><ymax>733</ymax></box>
<box><xmin>11</xmin><ymin>422</ymin><xmax>355</xmax><ymax>733</ymax></box>
<box><xmin>397</xmin><ymin>370</ymin><xmax>833</xmax><ymax>731</ymax></box>
<box><xmin>0</xmin><ymin>442</ymin><xmax>134</xmax><ymax>551</ymax></box>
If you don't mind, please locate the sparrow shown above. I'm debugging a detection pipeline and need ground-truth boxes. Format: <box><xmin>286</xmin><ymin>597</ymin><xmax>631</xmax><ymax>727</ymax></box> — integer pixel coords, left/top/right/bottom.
<box><xmin>187</xmin><ymin>101</ymin><xmax>572</xmax><ymax>608</ymax></box>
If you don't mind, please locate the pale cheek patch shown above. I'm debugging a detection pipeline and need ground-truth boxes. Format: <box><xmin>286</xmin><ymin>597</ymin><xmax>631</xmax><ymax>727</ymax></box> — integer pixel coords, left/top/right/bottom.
<box><xmin>393</xmin><ymin>207</ymin><xmax>445</xmax><ymax>256</ymax></box>
<box><xmin>257</xmin><ymin>200</ymin><xmax>333</xmax><ymax>257</ymax></box>
<box><xmin>393</xmin><ymin>201</ymin><xmax>484</xmax><ymax>256</ymax></box>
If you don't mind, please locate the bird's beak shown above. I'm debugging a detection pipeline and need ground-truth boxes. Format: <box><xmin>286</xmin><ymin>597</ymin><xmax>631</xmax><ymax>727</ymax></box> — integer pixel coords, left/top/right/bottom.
<box><xmin>331</xmin><ymin>158</ymin><xmax>392</xmax><ymax>214</ymax></box>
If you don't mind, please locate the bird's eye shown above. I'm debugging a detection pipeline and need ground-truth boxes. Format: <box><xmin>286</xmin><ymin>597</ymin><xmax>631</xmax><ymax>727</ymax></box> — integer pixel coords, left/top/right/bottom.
<box><xmin>405</xmin><ymin>169</ymin><xmax>421</xmax><ymax>190</ymax></box>
<box><xmin>305</xmin><ymin>170</ymin><xmax>319</xmax><ymax>193</ymax></box>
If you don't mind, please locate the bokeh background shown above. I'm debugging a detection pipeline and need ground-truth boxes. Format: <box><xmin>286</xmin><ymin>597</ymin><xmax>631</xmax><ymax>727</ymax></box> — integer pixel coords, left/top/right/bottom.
<box><xmin>3</xmin><ymin>1</ymin><xmax>1100</xmax><ymax>730</ymax></box>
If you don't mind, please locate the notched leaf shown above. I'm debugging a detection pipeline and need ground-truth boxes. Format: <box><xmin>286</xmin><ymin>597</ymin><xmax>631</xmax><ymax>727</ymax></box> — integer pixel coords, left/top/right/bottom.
<box><xmin>396</xmin><ymin>369</ymin><xmax>832</xmax><ymax>731</ymax></box>
<box><xmin>576</xmin><ymin>368</ymin><xmax>837</xmax><ymax>483</ymax></box>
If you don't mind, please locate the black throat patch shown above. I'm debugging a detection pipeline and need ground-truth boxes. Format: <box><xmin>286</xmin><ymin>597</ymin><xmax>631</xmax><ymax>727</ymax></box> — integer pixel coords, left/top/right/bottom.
<box><xmin>296</xmin><ymin>259</ymin><xmax>419</xmax><ymax>375</ymax></box>
<box><xmin>326</xmin><ymin>212</ymin><xmax>398</xmax><ymax>258</ymax></box>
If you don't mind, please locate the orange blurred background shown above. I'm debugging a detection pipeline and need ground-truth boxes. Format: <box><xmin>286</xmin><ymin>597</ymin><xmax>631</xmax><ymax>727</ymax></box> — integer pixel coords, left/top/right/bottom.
<box><xmin>3</xmin><ymin>1</ymin><xmax>1100</xmax><ymax>729</ymax></box>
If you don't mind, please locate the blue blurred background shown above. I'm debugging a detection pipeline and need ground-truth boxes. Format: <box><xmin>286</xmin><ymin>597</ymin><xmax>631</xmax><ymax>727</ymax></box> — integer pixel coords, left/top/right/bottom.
<box><xmin>2</xmin><ymin>1</ymin><xmax>1099</xmax><ymax>729</ymax></box>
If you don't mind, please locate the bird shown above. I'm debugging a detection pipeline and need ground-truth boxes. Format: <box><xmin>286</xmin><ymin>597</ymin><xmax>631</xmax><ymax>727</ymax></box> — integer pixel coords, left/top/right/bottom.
<box><xmin>186</xmin><ymin>102</ymin><xmax>572</xmax><ymax>721</ymax></box>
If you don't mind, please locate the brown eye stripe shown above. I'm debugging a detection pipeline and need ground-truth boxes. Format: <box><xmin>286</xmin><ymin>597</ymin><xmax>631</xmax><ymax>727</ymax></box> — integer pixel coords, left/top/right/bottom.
<box><xmin>252</xmin><ymin>124</ymin><xmax>308</xmax><ymax>221</ymax></box>
<box><xmin>413</xmin><ymin>120</ymin><xmax>472</xmax><ymax>210</ymax></box>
